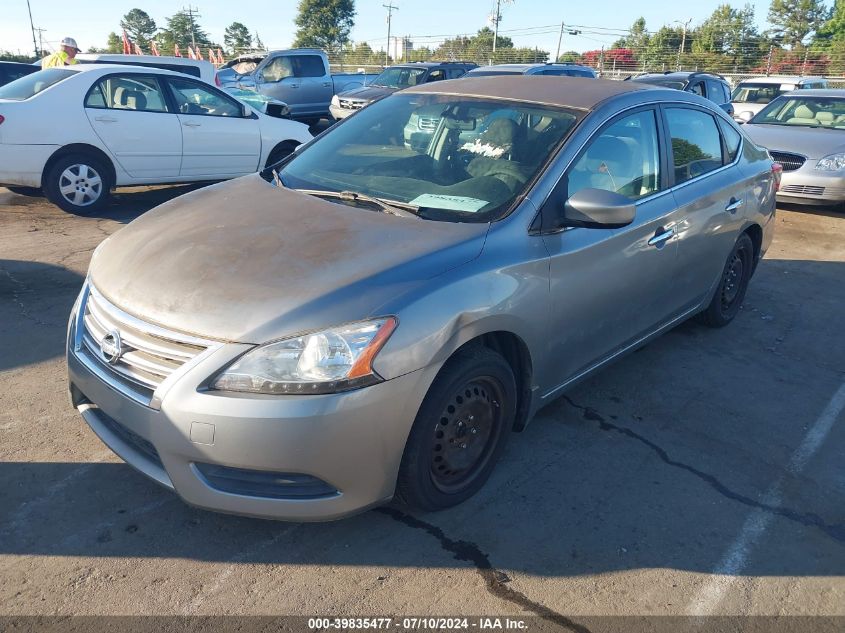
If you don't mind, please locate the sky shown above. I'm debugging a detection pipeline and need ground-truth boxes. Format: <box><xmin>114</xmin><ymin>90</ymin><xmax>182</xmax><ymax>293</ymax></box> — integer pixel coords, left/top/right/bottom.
<box><xmin>3</xmin><ymin>0</ymin><xmax>780</xmax><ymax>57</ymax></box>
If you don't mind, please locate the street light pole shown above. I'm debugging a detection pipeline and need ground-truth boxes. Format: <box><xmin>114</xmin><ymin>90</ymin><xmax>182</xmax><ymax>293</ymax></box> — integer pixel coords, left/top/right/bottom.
<box><xmin>25</xmin><ymin>0</ymin><xmax>39</xmax><ymax>58</ymax></box>
<box><xmin>383</xmin><ymin>3</ymin><xmax>398</xmax><ymax>67</ymax></box>
<box><xmin>675</xmin><ymin>18</ymin><xmax>692</xmax><ymax>71</ymax></box>
<box><xmin>556</xmin><ymin>25</ymin><xmax>581</xmax><ymax>63</ymax></box>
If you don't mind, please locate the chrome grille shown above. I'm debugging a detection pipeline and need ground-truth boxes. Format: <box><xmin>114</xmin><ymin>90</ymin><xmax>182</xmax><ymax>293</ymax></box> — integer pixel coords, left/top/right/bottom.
<box><xmin>338</xmin><ymin>99</ymin><xmax>364</xmax><ymax>110</ymax></box>
<box><xmin>769</xmin><ymin>151</ymin><xmax>806</xmax><ymax>172</ymax></box>
<box><xmin>780</xmin><ymin>184</ymin><xmax>825</xmax><ymax>195</ymax></box>
<box><xmin>77</xmin><ymin>286</ymin><xmax>216</xmax><ymax>406</ymax></box>
<box><xmin>418</xmin><ymin>116</ymin><xmax>439</xmax><ymax>130</ymax></box>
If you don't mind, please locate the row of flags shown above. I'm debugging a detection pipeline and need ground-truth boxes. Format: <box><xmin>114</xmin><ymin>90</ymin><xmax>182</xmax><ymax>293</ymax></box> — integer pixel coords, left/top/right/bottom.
<box><xmin>121</xmin><ymin>30</ymin><xmax>225</xmax><ymax>65</ymax></box>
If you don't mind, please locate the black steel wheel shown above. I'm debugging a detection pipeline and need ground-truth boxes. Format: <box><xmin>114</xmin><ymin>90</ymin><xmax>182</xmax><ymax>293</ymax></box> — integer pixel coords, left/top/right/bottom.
<box><xmin>699</xmin><ymin>233</ymin><xmax>754</xmax><ymax>328</ymax></box>
<box><xmin>395</xmin><ymin>347</ymin><xmax>516</xmax><ymax>512</ymax></box>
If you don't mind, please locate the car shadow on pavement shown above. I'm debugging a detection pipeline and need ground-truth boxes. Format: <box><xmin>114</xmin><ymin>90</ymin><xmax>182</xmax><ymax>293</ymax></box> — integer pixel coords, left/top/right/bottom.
<box><xmin>2</xmin><ymin>258</ymin><xmax>844</xmax><ymax>581</ymax></box>
<box><xmin>0</xmin><ymin>260</ymin><xmax>84</xmax><ymax>372</ymax></box>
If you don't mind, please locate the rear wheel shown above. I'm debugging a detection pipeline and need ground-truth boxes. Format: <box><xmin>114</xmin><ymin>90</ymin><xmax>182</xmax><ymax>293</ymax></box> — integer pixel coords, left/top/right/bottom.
<box><xmin>395</xmin><ymin>347</ymin><xmax>516</xmax><ymax>511</ymax></box>
<box><xmin>6</xmin><ymin>186</ymin><xmax>42</xmax><ymax>197</ymax></box>
<box><xmin>699</xmin><ymin>233</ymin><xmax>754</xmax><ymax>328</ymax></box>
<box><xmin>43</xmin><ymin>153</ymin><xmax>112</xmax><ymax>215</ymax></box>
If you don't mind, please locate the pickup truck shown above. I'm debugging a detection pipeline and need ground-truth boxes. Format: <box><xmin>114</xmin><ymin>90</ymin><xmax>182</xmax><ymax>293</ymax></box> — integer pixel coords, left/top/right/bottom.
<box><xmin>216</xmin><ymin>49</ymin><xmax>378</xmax><ymax>123</ymax></box>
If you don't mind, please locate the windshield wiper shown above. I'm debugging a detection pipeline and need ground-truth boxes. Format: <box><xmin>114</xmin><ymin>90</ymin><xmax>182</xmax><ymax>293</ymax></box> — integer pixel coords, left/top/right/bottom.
<box><xmin>293</xmin><ymin>188</ymin><xmax>421</xmax><ymax>218</ymax></box>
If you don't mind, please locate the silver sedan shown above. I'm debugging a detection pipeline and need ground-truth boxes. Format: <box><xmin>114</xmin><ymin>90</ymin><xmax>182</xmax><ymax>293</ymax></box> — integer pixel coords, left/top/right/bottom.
<box><xmin>67</xmin><ymin>77</ymin><xmax>777</xmax><ymax>521</ymax></box>
<box><xmin>742</xmin><ymin>89</ymin><xmax>845</xmax><ymax>205</ymax></box>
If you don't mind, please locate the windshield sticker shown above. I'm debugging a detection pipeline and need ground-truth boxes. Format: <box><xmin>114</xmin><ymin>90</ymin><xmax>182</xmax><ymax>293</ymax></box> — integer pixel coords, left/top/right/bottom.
<box><xmin>410</xmin><ymin>194</ymin><xmax>489</xmax><ymax>212</ymax></box>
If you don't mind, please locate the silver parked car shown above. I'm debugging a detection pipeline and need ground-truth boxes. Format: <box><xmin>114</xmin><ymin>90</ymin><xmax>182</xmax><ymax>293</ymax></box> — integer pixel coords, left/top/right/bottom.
<box><xmin>68</xmin><ymin>77</ymin><xmax>778</xmax><ymax>521</ymax></box>
<box><xmin>742</xmin><ymin>89</ymin><xmax>845</xmax><ymax>205</ymax></box>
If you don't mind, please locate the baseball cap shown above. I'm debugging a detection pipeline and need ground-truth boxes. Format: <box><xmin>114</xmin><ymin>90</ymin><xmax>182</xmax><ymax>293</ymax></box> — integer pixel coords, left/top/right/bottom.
<box><xmin>61</xmin><ymin>37</ymin><xmax>80</xmax><ymax>51</ymax></box>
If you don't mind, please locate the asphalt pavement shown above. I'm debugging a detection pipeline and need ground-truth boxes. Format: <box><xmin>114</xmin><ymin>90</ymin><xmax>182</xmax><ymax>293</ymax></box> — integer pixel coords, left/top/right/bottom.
<box><xmin>0</xmin><ymin>185</ymin><xmax>843</xmax><ymax>623</ymax></box>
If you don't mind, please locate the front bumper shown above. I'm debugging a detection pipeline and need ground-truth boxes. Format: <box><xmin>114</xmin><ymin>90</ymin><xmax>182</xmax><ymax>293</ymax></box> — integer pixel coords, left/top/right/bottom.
<box><xmin>776</xmin><ymin>165</ymin><xmax>845</xmax><ymax>205</ymax></box>
<box><xmin>67</xmin><ymin>317</ymin><xmax>437</xmax><ymax>522</ymax></box>
<box><xmin>329</xmin><ymin>103</ymin><xmax>363</xmax><ymax>120</ymax></box>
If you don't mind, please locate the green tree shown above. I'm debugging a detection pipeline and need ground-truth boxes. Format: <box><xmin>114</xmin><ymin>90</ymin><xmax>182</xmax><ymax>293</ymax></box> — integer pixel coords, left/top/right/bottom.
<box><xmin>224</xmin><ymin>21</ymin><xmax>252</xmax><ymax>55</ymax></box>
<box><xmin>254</xmin><ymin>32</ymin><xmax>265</xmax><ymax>50</ymax></box>
<box><xmin>767</xmin><ymin>0</ymin><xmax>827</xmax><ymax>47</ymax></box>
<box><xmin>613</xmin><ymin>17</ymin><xmax>650</xmax><ymax>51</ymax></box>
<box><xmin>120</xmin><ymin>8</ymin><xmax>157</xmax><ymax>50</ymax></box>
<box><xmin>693</xmin><ymin>4</ymin><xmax>760</xmax><ymax>70</ymax></box>
<box><xmin>292</xmin><ymin>0</ymin><xmax>356</xmax><ymax>56</ymax></box>
<box><xmin>155</xmin><ymin>10</ymin><xmax>216</xmax><ymax>54</ymax></box>
<box><xmin>105</xmin><ymin>32</ymin><xmax>122</xmax><ymax>53</ymax></box>
<box><xmin>557</xmin><ymin>50</ymin><xmax>581</xmax><ymax>63</ymax></box>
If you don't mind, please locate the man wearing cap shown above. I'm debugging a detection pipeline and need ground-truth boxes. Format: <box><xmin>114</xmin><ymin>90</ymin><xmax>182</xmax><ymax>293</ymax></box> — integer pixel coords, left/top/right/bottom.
<box><xmin>41</xmin><ymin>37</ymin><xmax>81</xmax><ymax>68</ymax></box>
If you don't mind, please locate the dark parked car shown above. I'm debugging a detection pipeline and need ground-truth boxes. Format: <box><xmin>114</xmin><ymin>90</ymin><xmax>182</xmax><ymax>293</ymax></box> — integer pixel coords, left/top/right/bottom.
<box><xmin>329</xmin><ymin>61</ymin><xmax>477</xmax><ymax>120</ymax></box>
<box><xmin>0</xmin><ymin>61</ymin><xmax>38</xmax><ymax>88</ymax></box>
<box><xmin>628</xmin><ymin>71</ymin><xmax>734</xmax><ymax>116</ymax></box>
<box><xmin>466</xmin><ymin>62</ymin><xmax>597</xmax><ymax>78</ymax></box>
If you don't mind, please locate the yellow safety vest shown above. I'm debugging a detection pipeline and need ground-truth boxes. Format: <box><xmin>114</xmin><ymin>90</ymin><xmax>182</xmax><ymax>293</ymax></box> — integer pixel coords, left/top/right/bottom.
<box><xmin>41</xmin><ymin>51</ymin><xmax>78</xmax><ymax>68</ymax></box>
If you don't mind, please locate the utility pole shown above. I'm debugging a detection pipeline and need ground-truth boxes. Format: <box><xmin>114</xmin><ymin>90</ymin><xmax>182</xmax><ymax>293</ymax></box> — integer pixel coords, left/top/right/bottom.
<box><xmin>35</xmin><ymin>28</ymin><xmax>47</xmax><ymax>57</ymax></box>
<box><xmin>25</xmin><ymin>0</ymin><xmax>39</xmax><ymax>57</ymax></box>
<box><xmin>493</xmin><ymin>0</ymin><xmax>502</xmax><ymax>54</ymax></box>
<box><xmin>675</xmin><ymin>18</ymin><xmax>692</xmax><ymax>71</ymax></box>
<box><xmin>383</xmin><ymin>3</ymin><xmax>398</xmax><ymax>67</ymax></box>
<box><xmin>555</xmin><ymin>24</ymin><xmax>581</xmax><ymax>62</ymax></box>
<box><xmin>599</xmin><ymin>46</ymin><xmax>605</xmax><ymax>77</ymax></box>
<box><xmin>801</xmin><ymin>47</ymin><xmax>810</xmax><ymax>75</ymax></box>
<box><xmin>765</xmin><ymin>44</ymin><xmax>773</xmax><ymax>76</ymax></box>
<box><xmin>183</xmin><ymin>5</ymin><xmax>201</xmax><ymax>49</ymax></box>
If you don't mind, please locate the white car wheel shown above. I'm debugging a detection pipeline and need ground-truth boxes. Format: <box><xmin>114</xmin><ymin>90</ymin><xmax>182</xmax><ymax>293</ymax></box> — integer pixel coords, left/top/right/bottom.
<box><xmin>58</xmin><ymin>163</ymin><xmax>103</xmax><ymax>208</ymax></box>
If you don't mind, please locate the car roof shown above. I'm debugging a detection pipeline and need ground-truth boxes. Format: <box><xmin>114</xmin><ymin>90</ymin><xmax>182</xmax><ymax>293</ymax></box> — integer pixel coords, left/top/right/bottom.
<box><xmin>60</xmin><ymin>64</ymin><xmax>191</xmax><ymax>77</ymax></box>
<box><xmin>472</xmin><ymin>63</ymin><xmax>590</xmax><ymax>72</ymax></box>
<box><xmin>738</xmin><ymin>76</ymin><xmax>826</xmax><ymax>84</ymax></box>
<box><xmin>776</xmin><ymin>89</ymin><xmax>845</xmax><ymax>97</ymax></box>
<box><xmin>636</xmin><ymin>71</ymin><xmax>723</xmax><ymax>80</ymax></box>
<box><xmin>405</xmin><ymin>75</ymin><xmax>654</xmax><ymax>110</ymax></box>
<box><xmin>0</xmin><ymin>61</ymin><xmax>36</xmax><ymax>67</ymax></box>
<box><xmin>76</xmin><ymin>53</ymin><xmax>213</xmax><ymax>67</ymax></box>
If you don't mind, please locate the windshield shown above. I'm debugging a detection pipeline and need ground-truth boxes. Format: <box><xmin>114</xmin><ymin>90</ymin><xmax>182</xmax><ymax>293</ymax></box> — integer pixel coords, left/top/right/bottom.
<box><xmin>278</xmin><ymin>93</ymin><xmax>580</xmax><ymax>222</ymax></box>
<box><xmin>0</xmin><ymin>68</ymin><xmax>76</xmax><ymax>100</ymax></box>
<box><xmin>751</xmin><ymin>96</ymin><xmax>845</xmax><ymax>128</ymax></box>
<box><xmin>631</xmin><ymin>77</ymin><xmax>686</xmax><ymax>90</ymax></box>
<box><xmin>371</xmin><ymin>67</ymin><xmax>428</xmax><ymax>89</ymax></box>
<box><xmin>731</xmin><ymin>83</ymin><xmax>793</xmax><ymax>104</ymax></box>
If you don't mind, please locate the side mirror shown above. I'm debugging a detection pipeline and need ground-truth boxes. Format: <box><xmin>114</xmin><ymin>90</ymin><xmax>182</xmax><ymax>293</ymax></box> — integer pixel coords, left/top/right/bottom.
<box><xmin>562</xmin><ymin>188</ymin><xmax>636</xmax><ymax>229</ymax></box>
<box><xmin>255</xmin><ymin>72</ymin><xmax>264</xmax><ymax>83</ymax></box>
<box><xmin>241</xmin><ymin>103</ymin><xmax>251</xmax><ymax>118</ymax></box>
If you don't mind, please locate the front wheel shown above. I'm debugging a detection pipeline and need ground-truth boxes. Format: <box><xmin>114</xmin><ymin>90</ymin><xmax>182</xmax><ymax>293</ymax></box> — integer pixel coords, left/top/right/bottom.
<box><xmin>43</xmin><ymin>154</ymin><xmax>112</xmax><ymax>215</ymax></box>
<box><xmin>699</xmin><ymin>233</ymin><xmax>754</xmax><ymax>328</ymax></box>
<box><xmin>395</xmin><ymin>347</ymin><xmax>517</xmax><ymax>512</ymax></box>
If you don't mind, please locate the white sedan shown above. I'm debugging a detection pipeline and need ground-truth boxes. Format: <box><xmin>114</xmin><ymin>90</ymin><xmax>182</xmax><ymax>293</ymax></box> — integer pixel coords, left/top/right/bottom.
<box><xmin>0</xmin><ymin>64</ymin><xmax>312</xmax><ymax>214</ymax></box>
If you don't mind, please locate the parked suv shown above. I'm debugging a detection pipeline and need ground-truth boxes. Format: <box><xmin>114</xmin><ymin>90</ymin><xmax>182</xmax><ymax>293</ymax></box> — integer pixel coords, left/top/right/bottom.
<box><xmin>731</xmin><ymin>76</ymin><xmax>828</xmax><ymax>122</ymax></box>
<box><xmin>0</xmin><ymin>61</ymin><xmax>38</xmax><ymax>88</ymax></box>
<box><xmin>466</xmin><ymin>63</ymin><xmax>596</xmax><ymax>78</ymax></box>
<box><xmin>628</xmin><ymin>71</ymin><xmax>734</xmax><ymax>116</ymax></box>
<box><xmin>329</xmin><ymin>61</ymin><xmax>477</xmax><ymax>120</ymax></box>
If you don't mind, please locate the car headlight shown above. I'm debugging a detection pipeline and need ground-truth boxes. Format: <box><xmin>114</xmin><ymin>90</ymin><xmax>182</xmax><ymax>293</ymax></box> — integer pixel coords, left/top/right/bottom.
<box><xmin>331</xmin><ymin>94</ymin><xmax>340</xmax><ymax>107</ymax></box>
<box><xmin>815</xmin><ymin>153</ymin><xmax>845</xmax><ymax>171</ymax></box>
<box><xmin>211</xmin><ymin>318</ymin><xmax>397</xmax><ymax>395</ymax></box>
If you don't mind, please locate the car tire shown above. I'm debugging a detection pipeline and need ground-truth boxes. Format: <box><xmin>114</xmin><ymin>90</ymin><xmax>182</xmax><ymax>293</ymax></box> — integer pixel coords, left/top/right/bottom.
<box><xmin>43</xmin><ymin>153</ymin><xmax>112</xmax><ymax>215</ymax></box>
<box><xmin>395</xmin><ymin>346</ymin><xmax>517</xmax><ymax>512</ymax></box>
<box><xmin>699</xmin><ymin>233</ymin><xmax>754</xmax><ymax>328</ymax></box>
<box><xmin>6</xmin><ymin>186</ymin><xmax>42</xmax><ymax>197</ymax></box>
<box><xmin>265</xmin><ymin>141</ymin><xmax>299</xmax><ymax>169</ymax></box>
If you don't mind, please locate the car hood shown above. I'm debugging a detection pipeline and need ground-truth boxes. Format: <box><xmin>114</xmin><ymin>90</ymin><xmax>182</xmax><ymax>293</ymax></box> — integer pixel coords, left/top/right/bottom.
<box><xmin>89</xmin><ymin>175</ymin><xmax>489</xmax><ymax>344</ymax></box>
<box><xmin>742</xmin><ymin>123</ymin><xmax>845</xmax><ymax>159</ymax></box>
<box><xmin>338</xmin><ymin>85</ymin><xmax>397</xmax><ymax>102</ymax></box>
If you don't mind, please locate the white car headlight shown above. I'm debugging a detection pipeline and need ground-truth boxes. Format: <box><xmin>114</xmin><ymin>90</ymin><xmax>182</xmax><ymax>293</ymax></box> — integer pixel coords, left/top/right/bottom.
<box><xmin>815</xmin><ymin>153</ymin><xmax>845</xmax><ymax>171</ymax></box>
<box><xmin>331</xmin><ymin>94</ymin><xmax>340</xmax><ymax>107</ymax></box>
<box><xmin>211</xmin><ymin>318</ymin><xmax>397</xmax><ymax>395</ymax></box>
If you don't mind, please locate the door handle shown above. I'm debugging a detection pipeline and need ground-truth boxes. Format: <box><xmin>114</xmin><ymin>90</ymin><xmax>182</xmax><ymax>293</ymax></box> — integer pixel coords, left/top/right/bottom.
<box><xmin>648</xmin><ymin>227</ymin><xmax>675</xmax><ymax>247</ymax></box>
<box><xmin>182</xmin><ymin>121</ymin><xmax>201</xmax><ymax>127</ymax></box>
<box><xmin>94</xmin><ymin>115</ymin><xmax>118</xmax><ymax>123</ymax></box>
<box><xmin>725</xmin><ymin>197</ymin><xmax>744</xmax><ymax>213</ymax></box>
<box><xmin>288</xmin><ymin>83</ymin><xmax>299</xmax><ymax>88</ymax></box>
<box><xmin>322</xmin><ymin>82</ymin><xmax>331</xmax><ymax>87</ymax></box>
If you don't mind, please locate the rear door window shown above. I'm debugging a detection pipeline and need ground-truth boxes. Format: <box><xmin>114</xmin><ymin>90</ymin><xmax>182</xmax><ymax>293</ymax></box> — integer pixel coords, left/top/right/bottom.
<box><xmin>666</xmin><ymin>107</ymin><xmax>725</xmax><ymax>184</ymax></box>
<box><xmin>84</xmin><ymin>74</ymin><xmax>168</xmax><ymax>112</ymax></box>
<box><xmin>292</xmin><ymin>55</ymin><xmax>326</xmax><ymax>78</ymax></box>
<box><xmin>0</xmin><ymin>68</ymin><xmax>76</xmax><ymax>100</ymax></box>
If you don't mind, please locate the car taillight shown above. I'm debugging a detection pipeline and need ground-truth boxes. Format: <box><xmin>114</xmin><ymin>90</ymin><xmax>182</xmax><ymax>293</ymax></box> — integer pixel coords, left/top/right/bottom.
<box><xmin>0</xmin><ymin>115</ymin><xmax>5</xmax><ymax>125</ymax></box>
<box><xmin>771</xmin><ymin>162</ymin><xmax>783</xmax><ymax>192</ymax></box>
<box><xmin>215</xmin><ymin>74</ymin><xmax>221</xmax><ymax>86</ymax></box>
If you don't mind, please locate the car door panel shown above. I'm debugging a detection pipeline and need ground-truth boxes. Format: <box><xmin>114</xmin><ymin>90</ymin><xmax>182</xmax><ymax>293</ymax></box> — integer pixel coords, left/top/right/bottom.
<box><xmin>540</xmin><ymin>108</ymin><xmax>685</xmax><ymax>389</ymax></box>
<box><xmin>84</xmin><ymin>74</ymin><xmax>182</xmax><ymax>180</ymax></box>
<box><xmin>165</xmin><ymin>77</ymin><xmax>261</xmax><ymax>177</ymax></box>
